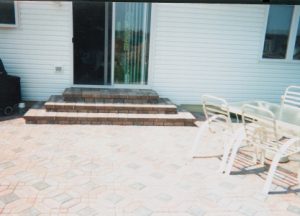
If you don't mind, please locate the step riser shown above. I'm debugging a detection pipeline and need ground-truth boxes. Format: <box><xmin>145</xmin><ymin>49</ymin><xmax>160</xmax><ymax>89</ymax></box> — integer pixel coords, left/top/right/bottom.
<box><xmin>46</xmin><ymin>95</ymin><xmax>177</xmax><ymax>114</ymax></box>
<box><xmin>45</xmin><ymin>106</ymin><xmax>177</xmax><ymax>114</ymax></box>
<box><xmin>63</xmin><ymin>97</ymin><xmax>159</xmax><ymax>104</ymax></box>
<box><xmin>25</xmin><ymin>118</ymin><xmax>195</xmax><ymax>126</ymax></box>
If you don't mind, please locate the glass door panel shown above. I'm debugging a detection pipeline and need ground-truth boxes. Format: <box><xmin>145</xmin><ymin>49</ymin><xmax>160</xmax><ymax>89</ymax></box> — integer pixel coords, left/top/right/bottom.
<box><xmin>262</xmin><ymin>5</ymin><xmax>294</xmax><ymax>59</ymax></box>
<box><xmin>114</xmin><ymin>3</ymin><xmax>151</xmax><ymax>85</ymax></box>
<box><xmin>73</xmin><ymin>2</ymin><xmax>112</xmax><ymax>85</ymax></box>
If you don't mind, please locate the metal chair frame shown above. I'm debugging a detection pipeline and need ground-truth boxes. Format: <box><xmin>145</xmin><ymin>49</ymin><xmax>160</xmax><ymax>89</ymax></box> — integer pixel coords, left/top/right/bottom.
<box><xmin>190</xmin><ymin>95</ymin><xmax>242</xmax><ymax>173</ymax></box>
<box><xmin>281</xmin><ymin>85</ymin><xmax>300</xmax><ymax>109</ymax></box>
<box><xmin>224</xmin><ymin>104</ymin><xmax>300</xmax><ymax>195</ymax></box>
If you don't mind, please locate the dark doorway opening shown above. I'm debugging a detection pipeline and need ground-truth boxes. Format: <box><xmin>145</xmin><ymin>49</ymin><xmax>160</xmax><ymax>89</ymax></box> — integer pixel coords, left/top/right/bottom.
<box><xmin>73</xmin><ymin>2</ymin><xmax>112</xmax><ymax>85</ymax></box>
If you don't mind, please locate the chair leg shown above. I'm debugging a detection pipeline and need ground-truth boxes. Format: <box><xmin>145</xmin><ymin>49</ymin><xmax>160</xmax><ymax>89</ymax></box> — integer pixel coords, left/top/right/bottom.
<box><xmin>252</xmin><ymin>147</ymin><xmax>258</xmax><ymax>164</ymax></box>
<box><xmin>224</xmin><ymin>131</ymin><xmax>245</xmax><ymax>176</ymax></box>
<box><xmin>260</xmin><ymin>150</ymin><xmax>265</xmax><ymax>165</ymax></box>
<box><xmin>190</xmin><ymin>115</ymin><xmax>224</xmax><ymax>158</ymax></box>
<box><xmin>262</xmin><ymin>152</ymin><xmax>281</xmax><ymax>195</ymax></box>
<box><xmin>190</xmin><ymin>120</ymin><xmax>210</xmax><ymax>158</ymax></box>
<box><xmin>219</xmin><ymin>127</ymin><xmax>244</xmax><ymax>173</ymax></box>
<box><xmin>297</xmin><ymin>167</ymin><xmax>300</xmax><ymax>184</ymax></box>
<box><xmin>262</xmin><ymin>138</ymin><xmax>300</xmax><ymax>195</ymax></box>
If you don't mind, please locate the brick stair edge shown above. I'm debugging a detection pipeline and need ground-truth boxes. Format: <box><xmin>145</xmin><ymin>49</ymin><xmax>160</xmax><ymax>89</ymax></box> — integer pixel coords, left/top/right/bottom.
<box><xmin>44</xmin><ymin>104</ymin><xmax>177</xmax><ymax>114</ymax></box>
<box><xmin>63</xmin><ymin>97</ymin><xmax>159</xmax><ymax>104</ymax></box>
<box><xmin>24</xmin><ymin>112</ymin><xmax>196</xmax><ymax>126</ymax></box>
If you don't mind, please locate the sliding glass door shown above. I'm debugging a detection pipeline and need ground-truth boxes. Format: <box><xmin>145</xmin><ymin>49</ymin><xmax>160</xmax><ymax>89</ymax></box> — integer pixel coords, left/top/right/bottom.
<box><xmin>113</xmin><ymin>3</ymin><xmax>151</xmax><ymax>85</ymax></box>
<box><xmin>72</xmin><ymin>2</ymin><xmax>151</xmax><ymax>86</ymax></box>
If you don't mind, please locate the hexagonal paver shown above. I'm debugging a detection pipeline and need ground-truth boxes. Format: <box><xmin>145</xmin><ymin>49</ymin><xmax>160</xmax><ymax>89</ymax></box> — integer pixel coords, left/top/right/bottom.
<box><xmin>53</xmin><ymin>193</ymin><xmax>73</xmax><ymax>204</ymax></box>
<box><xmin>77</xmin><ymin>207</ymin><xmax>98</xmax><ymax>216</ymax></box>
<box><xmin>105</xmin><ymin>193</ymin><xmax>124</xmax><ymax>204</ymax></box>
<box><xmin>132</xmin><ymin>206</ymin><xmax>153</xmax><ymax>216</ymax></box>
<box><xmin>32</xmin><ymin>181</ymin><xmax>50</xmax><ymax>191</ymax></box>
<box><xmin>0</xmin><ymin>193</ymin><xmax>19</xmax><ymax>205</ymax></box>
<box><xmin>20</xmin><ymin>207</ymin><xmax>41</xmax><ymax>216</ymax></box>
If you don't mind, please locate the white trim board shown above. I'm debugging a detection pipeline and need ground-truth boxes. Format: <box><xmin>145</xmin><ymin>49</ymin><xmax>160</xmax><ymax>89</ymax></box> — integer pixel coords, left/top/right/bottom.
<box><xmin>0</xmin><ymin>2</ymin><xmax>19</xmax><ymax>28</ymax></box>
<box><xmin>147</xmin><ymin>3</ymin><xmax>157</xmax><ymax>89</ymax></box>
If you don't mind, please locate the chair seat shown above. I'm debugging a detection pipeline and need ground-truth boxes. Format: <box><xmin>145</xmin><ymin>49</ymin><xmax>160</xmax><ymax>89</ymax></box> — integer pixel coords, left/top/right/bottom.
<box><xmin>245</xmin><ymin>135</ymin><xmax>300</xmax><ymax>158</ymax></box>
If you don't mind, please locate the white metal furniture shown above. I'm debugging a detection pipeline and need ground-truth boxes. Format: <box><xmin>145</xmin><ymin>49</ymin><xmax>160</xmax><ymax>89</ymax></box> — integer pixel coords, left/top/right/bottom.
<box><xmin>190</xmin><ymin>95</ymin><xmax>242</xmax><ymax>172</ymax></box>
<box><xmin>280</xmin><ymin>86</ymin><xmax>300</xmax><ymax>139</ymax></box>
<box><xmin>281</xmin><ymin>85</ymin><xmax>300</xmax><ymax>109</ymax></box>
<box><xmin>225</xmin><ymin>104</ymin><xmax>300</xmax><ymax>195</ymax></box>
<box><xmin>229</xmin><ymin>100</ymin><xmax>300</xmax><ymax>137</ymax></box>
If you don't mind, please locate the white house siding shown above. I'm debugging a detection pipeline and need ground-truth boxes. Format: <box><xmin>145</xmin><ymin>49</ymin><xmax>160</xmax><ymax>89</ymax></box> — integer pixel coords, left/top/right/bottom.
<box><xmin>150</xmin><ymin>3</ymin><xmax>300</xmax><ymax>104</ymax></box>
<box><xmin>0</xmin><ymin>1</ymin><xmax>72</xmax><ymax>101</ymax></box>
<box><xmin>1</xmin><ymin>3</ymin><xmax>299</xmax><ymax>103</ymax></box>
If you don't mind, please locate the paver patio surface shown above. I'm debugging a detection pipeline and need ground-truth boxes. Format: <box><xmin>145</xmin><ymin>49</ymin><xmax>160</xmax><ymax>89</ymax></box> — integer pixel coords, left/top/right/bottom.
<box><xmin>0</xmin><ymin>118</ymin><xmax>300</xmax><ymax>215</ymax></box>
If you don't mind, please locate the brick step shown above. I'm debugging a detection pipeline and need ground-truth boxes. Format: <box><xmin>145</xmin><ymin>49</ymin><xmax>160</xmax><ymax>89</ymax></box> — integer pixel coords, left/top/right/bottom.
<box><xmin>24</xmin><ymin>107</ymin><xmax>196</xmax><ymax>126</ymax></box>
<box><xmin>45</xmin><ymin>95</ymin><xmax>177</xmax><ymax>114</ymax></box>
<box><xmin>63</xmin><ymin>87</ymin><xmax>159</xmax><ymax>103</ymax></box>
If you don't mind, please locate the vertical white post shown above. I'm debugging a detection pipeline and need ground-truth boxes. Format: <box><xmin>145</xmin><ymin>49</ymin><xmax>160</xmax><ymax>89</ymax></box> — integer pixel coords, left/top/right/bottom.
<box><xmin>140</xmin><ymin>3</ymin><xmax>148</xmax><ymax>85</ymax></box>
<box><xmin>111</xmin><ymin>3</ymin><xmax>115</xmax><ymax>86</ymax></box>
<box><xmin>104</xmin><ymin>2</ymin><xmax>109</xmax><ymax>85</ymax></box>
<box><xmin>133</xmin><ymin>3</ymin><xmax>138</xmax><ymax>83</ymax></box>
<box><xmin>286</xmin><ymin>6</ymin><xmax>300</xmax><ymax>60</ymax></box>
<box><xmin>136</xmin><ymin>4</ymin><xmax>141</xmax><ymax>83</ymax></box>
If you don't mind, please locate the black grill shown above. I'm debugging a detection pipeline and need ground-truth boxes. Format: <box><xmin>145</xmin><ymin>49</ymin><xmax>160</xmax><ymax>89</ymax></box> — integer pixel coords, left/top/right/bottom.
<box><xmin>0</xmin><ymin>58</ymin><xmax>21</xmax><ymax>115</ymax></box>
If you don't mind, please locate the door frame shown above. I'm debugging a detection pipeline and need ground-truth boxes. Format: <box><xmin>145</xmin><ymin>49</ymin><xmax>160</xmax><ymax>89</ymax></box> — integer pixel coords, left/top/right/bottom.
<box><xmin>70</xmin><ymin>2</ymin><xmax>154</xmax><ymax>89</ymax></box>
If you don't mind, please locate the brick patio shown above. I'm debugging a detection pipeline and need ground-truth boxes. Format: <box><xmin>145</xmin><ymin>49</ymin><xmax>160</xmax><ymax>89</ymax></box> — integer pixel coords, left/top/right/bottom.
<box><xmin>0</xmin><ymin>118</ymin><xmax>300</xmax><ymax>215</ymax></box>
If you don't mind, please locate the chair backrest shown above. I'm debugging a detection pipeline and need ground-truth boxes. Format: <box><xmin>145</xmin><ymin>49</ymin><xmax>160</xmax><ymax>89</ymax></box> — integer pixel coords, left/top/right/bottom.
<box><xmin>281</xmin><ymin>86</ymin><xmax>300</xmax><ymax>109</ymax></box>
<box><xmin>202</xmin><ymin>95</ymin><xmax>231</xmax><ymax>131</ymax></box>
<box><xmin>242</xmin><ymin>104</ymin><xmax>278</xmax><ymax>146</ymax></box>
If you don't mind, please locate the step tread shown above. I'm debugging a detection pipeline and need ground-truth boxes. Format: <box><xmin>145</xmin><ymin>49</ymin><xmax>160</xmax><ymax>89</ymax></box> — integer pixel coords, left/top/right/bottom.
<box><xmin>25</xmin><ymin>108</ymin><xmax>195</xmax><ymax>120</ymax></box>
<box><xmin>46</xmin><ymin>95</ymin><xmax>176</xmax><ymax>109</ymax></box>
<box><xmin>63</xmin><ymin>87</ymin><xmax>159</xmax><ymax>99</ymax></box>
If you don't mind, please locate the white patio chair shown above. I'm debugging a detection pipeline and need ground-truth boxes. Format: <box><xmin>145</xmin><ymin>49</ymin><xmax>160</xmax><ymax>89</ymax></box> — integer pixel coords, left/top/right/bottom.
<box><xmin>278</xmin><ymin>85</ymin><xmax>300</xmax><ymax>138</ymax></box>
<box><xmin>281</xmin><ymin>85</ymin><xmax>300</xmax><ymax>109</ymax></box>
<box><xmin>190</xmin><ymin>95</ymin><xmax>243</xmax><ymax>173</ymax></box>
<box><xmin>224</xmin><ymin>104</ymin><xmax>300</xmax><ymax>195</ymax></box>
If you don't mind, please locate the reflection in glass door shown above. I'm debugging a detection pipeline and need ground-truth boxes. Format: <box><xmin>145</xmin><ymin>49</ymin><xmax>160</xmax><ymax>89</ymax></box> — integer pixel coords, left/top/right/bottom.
<box><xmin>293</xmin><ymin>17</ymin><xmax>300</xmax><ymax>60</ymax></box>
<box><xmin>113</xmin><ymin>3</ymin><xmax>151</xmax><ymax>85</ymax></box>
<box><xmin>73</xmin><ymin>2</ymin><xmax>112</xmax><ymax>85</ymax></box>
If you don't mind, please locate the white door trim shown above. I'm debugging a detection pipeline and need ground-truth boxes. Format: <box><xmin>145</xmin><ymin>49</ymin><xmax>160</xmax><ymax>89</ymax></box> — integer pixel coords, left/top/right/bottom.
<box><xmin>147</xmin><ymin>3</ymin><xmax>157</xmax><ymax>89</ymax></box>
<box><xmin>111</xmin><ymin>2</ymin><xmax>116</xmax><ymax>86</ymax></box>
<box><xmin>70</xmin><ymin>2</ymin><xmax>74</xmax><ymax>87</ymax></box>
<box><xmin>104</xmin><ymin>2</ymin><xmax>109</xmax><ymax>85</ymax></box>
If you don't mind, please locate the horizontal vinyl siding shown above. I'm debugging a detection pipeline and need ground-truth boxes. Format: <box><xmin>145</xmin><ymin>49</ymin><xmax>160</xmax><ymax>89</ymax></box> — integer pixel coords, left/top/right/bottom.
<box><xmin>151</xmin><ymin>4</ymin><xmax>300</xmax><ymax>104</ymax></box>
<box><xmin>0</xmin><ymin>1</ymin><xmax>72</xmax><ymax>101</ymax></box>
